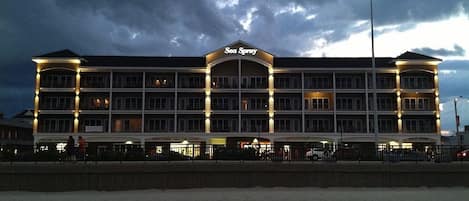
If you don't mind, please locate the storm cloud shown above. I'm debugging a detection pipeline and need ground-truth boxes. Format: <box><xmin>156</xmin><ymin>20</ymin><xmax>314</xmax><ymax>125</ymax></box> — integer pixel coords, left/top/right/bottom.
<box><xmin>1</xmin><ymin>0</ymin><xmax>469</xmax><ymax>130</ymax></box>
<box><xmin>412</xmin><ymin>45</ymin><xmax>466</xmax><ymax>57</ymax></box>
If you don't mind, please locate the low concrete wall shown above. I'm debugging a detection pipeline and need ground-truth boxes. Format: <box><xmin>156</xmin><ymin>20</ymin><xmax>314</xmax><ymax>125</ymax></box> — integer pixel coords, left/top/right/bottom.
<box><xmin>1</xmin><ymin>161</ymin><xmax>469</xmax><ymax>191</ymax></box>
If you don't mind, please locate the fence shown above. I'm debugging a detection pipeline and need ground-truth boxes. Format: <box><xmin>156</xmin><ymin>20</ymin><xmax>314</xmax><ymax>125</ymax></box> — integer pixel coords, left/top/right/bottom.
<box><xmin>1</xmin><ymin>144</ymin><xmax>468</xmax><ymax>163</ymax></box>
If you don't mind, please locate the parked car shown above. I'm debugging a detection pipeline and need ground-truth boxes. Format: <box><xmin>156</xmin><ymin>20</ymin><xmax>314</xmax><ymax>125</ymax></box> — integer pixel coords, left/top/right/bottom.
<box><xmin>306</xmin><ymin>148</ymin><xmax>332</xmax><ymax>161</ymax></box>
<box><xmin>456</xmin><ymin>149</ymin><xmax>469</xmax><ymax>161</ymax></box>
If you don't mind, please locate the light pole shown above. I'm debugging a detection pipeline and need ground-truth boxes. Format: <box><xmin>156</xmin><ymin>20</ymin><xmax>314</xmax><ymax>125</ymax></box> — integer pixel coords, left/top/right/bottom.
<box><xmin>455</xmin><ymin>96</ymin><xmax>463</xmax><ymax>148</ymax></box>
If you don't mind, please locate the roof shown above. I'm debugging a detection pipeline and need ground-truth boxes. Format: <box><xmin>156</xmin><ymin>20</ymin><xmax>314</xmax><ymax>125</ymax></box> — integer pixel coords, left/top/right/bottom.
<box><xmin>274</xmin><ymin>57</ymin><xmax>396</xmax><ymax>68</ymax></box>
<box><xmin>12</xmin><ymin>109</ymin><xmax>34</xmax><ymax>119</ymax></box>
<box><xmin>82</xmin><ymin>56</ymin><xmax>206</xmax><ymax>67</ymax></box>
<box><xmin>0</xmin><ymin>119</ymin><xmax>32</xmax><ymax>129</ymax></box>
<box><xmin>396</xmin><ymin>51</ymin><xmax>442</xmax><ymax>61</ymax></box>
<box><xmin>34</xmin><ymin>49</ymin><xmax>80</xmax><ymax>58</ymax></box>
<box><xmin>33</xmin><ymin>48</ymin><xmax>440</xmax><ymax>68</ymax></box>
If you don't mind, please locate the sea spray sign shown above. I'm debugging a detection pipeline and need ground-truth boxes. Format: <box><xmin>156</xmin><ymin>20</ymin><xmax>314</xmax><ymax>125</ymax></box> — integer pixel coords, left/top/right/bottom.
<box><xmin>224</xmin><ymin>47</ymin><xmax>258</xmax><ymax>56</ymax></box>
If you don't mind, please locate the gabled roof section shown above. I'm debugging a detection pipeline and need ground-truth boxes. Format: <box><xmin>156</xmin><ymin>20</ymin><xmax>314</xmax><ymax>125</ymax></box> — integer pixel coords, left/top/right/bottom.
<box><xmin>396</xmin><ymin>51</ymin><xmax>442</xmax><ymax>61</ymax></box>
<box><xmin>34</xmin><ymin>49</ymin><xmax>80</xmax><ymax>58</ymax></box>
<box><xmin>205</xmin><ymin>40</ymin><xmax>274</xmax><ymax>66</ymax></box>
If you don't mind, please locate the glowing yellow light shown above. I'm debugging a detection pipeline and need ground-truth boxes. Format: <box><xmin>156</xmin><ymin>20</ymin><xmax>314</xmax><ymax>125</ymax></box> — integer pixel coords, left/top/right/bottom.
<box><xmin>397</xmin><ymin>112</ymin><xmax>402</xmax><ymax>118</ymax></box>
<box><xmin>205</xmin><ymin>118</ymin><xmax>210</xmax><ymax>133</ymax></box>
<box><xmin>32</xmin><ymin>58</ymin><xmax>81</xmax><ymax>64</ymax></box>
<box><xmin>269</xmin><ymin>112</ymin><xmax>274</xmax><ymax>118</ymax></box>
<box><xmin>269</xmin><ymin>118</ymin><xmax>274</xmax><ymax>133</ymax></box>
<box><xmin>33</xmin><ymin>118</ymin><xmax>38</xmax><ymax>134</ymax></box>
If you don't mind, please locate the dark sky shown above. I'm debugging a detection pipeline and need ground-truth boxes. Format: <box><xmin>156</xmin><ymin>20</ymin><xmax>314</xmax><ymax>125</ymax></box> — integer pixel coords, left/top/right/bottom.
<box><xmin>1</xmin><ymin>0</ymin><xmax>468</xmax><ymax>131</ymax></box>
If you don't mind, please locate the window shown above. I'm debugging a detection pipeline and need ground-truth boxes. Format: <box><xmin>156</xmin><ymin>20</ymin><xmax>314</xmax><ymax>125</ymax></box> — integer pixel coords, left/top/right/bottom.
<box><xmin>402</xmin><ymin>76</ymin><xmax>433</xmax><ymax>89</ymax></box>
<box><xmin>178</xmin><ymin>119</ymin><xmax>203</xmax><ymax>132</ymax></box>
<box><xmin>41</xmin><ymin>96</ymin><xmax>74</xmax><ymax>110</ymax></box>
<box><xmin>41</xmin><ymin>73</ymin><xmax>75</xmax><ymax>88</ymax></box>
<box><xmin>81</xmin><ymin>73</ymin><xmax>109</xmax><ymax>88</ymax></box>
<box><xmin>336</xmin><ymin>97</ymin><xmax>363</xmax><ymax>111</ymax></box>
<box><xmin>113</xmin><ymin>73</ymin><xmax>142</xmax><ymax>88</ymax></box>
<box><xmin>336</xmin><ymin>75</ymin><xmax>364</xmax><ymax>89</ymax></box>
<box><xmin>403</xmin><ymin>97</ymin><xmax>433</xmax><ymax>111</ymax></box>
<box><xmin>147</xmin><ymin>96</ymin><xmax>173</xmax><ymax>110</ymax></box>
<box><xmin>179</xmin><ymin>97</ymin><xmax>204</xmax><ymax>110</ymax></box>
<box><xmin>305</xmin><ymin>119</ymin><xmax>332</xmax><ymax>132</ymax></box>
<box><xmin>337</xmin><ymin>119</ymin><xmax>365</xmax><ymax>132</ymax></box>
<box><xmin>145</xmin><ymin>119</ymin><xmax>173</xmax><ymax>132</ymax></box>
<box><xmin>403</xmin><ymin>119</ymin><xmax>435</xmax><ymax>133</ymax></box>
<box><xmin>275</xmin><ymin>97</ymin><xmax>301</xmax><ymax>110</ymax></box>
<box><xmin>241</xmin><ymin>119</ymin><xmax>268</xmax><ymax>132</ymax></box>
<box><xmin>242</xmin><ymin>97</ymin><xmax>268</xmax><ymax>110</ymax></box>
<box><xmin>212</xmin><ymin>76</ymin><xmax>237</xmax><ymax>88</ymax></box>
<box><xmin>305</xmin><ymin>75</ymin><xmax>331</xmax><ymax>89</ymax></box>
<box><xmin>275</xmin><ymin>119</ymin><xmax>300</xmax><ymax>132</ymax></box>
<box><xmin>39</xmin><ymin>119</ymin><xmax>72</xmax><ymax>133</ymax></box>
<box><xmin>146</xmin><ymin>74</ymin><xmax>174</xmax><ymax>88</ymax></box>
<box><xmin>179</xmin><ymin>74</ymin><xmax>204</xmax><ymax>88</ymax></box>
<box><xmin>305</xmin><ymin>98</ymin><xmax>329</xmax><ymax>111</ymax></box>
<box><xmin>241</xmin><ymin>76</ymin><xmax>267</xmax><ymax>88</ymax></box>
<box><xmin>113</xmin><ymin>96</ymin><xmax>142</xmax><ymax>110</ymax></box>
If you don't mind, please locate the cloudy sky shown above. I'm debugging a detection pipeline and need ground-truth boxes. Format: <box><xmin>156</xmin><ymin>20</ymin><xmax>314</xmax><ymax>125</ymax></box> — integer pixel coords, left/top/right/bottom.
<box><xmin>1</xmin><ymin>0</ymin><xmax>468</xmax><ymax>132</ymax></box>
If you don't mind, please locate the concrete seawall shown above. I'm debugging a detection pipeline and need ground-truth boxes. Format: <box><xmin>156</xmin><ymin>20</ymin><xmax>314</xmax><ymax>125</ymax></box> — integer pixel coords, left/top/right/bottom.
<box><xmin>1</xmin><ymin>161</ymin><xmax>469</xmax><ymax>191</ymax></box>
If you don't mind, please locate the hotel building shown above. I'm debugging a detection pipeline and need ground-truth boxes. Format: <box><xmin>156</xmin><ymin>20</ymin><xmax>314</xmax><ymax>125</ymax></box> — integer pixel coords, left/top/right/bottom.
<box><xmin>32</xmin><ymin>41</ymin><xmax>441</xmax><ymax>155</ymax></box>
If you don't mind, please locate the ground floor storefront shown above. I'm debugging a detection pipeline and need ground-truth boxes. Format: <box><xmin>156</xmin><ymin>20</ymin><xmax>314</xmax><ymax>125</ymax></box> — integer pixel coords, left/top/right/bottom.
<box><xmin>31</xmin><ymin>136</ymin><xmax>442</xmax><ymax>161</ymax></box>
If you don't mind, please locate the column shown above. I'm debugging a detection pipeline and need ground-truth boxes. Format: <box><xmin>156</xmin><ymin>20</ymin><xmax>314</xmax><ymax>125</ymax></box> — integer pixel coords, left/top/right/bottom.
<box><xmin>108</xmin><ymin>71</ymin><xmax>113</xmax><ymax>133</ymax></box>
<box><xmin>33</xmin><ymin>65</ymin><xmax>41</xmax><ymax>134</ymax></box>
<box><xmin>434</xmin><ymin>70</ymin><xmax>440</xmax><ymax>134</ymax></box>
<box><xmin>174</xmin><ymin>72</ymin><xmax>178</xmax><ymax>133</ymax></box>
<box><xmin>333</xmin><ymin>72</ymin><xmax>337</xmax><ymax>133</ymax></box>
<box><xmin>268</xmin><ymin>65</ymin><xmax>274</xmax><ymax>134</ymax></box>
<box><xmin>365</xmin><ymin>72</ymin><xmax>370</xmax><ymax>133</ymax></box>
<box><xmin>396</xmin><ymin>69</ymin><xmax>402</xmax><ymax>133</ymax></box>
<box><xmin>205</xmin><ymin>65</ymin><xmax>211</xmax><ymax>134</ymax></box>
<box><xmin>74</xmin><ymin>68</ymin><xmax>81</xmax><ymax>133</ymax></box>
<box><xmin>301</xmin><ymin>72</ymin><xmax>305</xmax><ymax>133</ymax></box>
<box><xmin>142</xmin><ymin>72</ymin><xmax>146</xmax><ymax>133</ymax></box>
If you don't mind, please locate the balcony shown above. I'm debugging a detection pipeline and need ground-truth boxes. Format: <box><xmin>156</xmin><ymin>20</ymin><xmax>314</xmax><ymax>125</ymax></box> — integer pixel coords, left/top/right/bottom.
<box><xmin>80</xmin><ymin>72</ymin><xmax>110</xmax><ymax>88</ymax></box>
<box><xmin>40</xmin><ymin>71</ymin><xmax>76</xmax><ymax>88</ymax></box>
<box><xmin>144</xmin><ymin>118</ymin><xmax>174</xmax><ymax>132</ymax></box>
<box><xmin>112</xmin><ymin>72</ymin><xmax>143</xmax><ymax>88</ymax></box>
<box><xmin>211</xmin><ymin>119</ymin><xmax>238</xmax><ymax>132</ymax></box>
<box><xmin>146</xmin><ymin>73</ymin><xmax>175</xmax><ymax>88</ymax></box>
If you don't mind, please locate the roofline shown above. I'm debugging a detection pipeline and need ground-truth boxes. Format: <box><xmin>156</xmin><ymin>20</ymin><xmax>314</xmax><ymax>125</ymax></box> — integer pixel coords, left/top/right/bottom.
<box><xmin>203</xmin><ymin>40</ymin><xmax>276</xmax><ymax>57</ymax></box>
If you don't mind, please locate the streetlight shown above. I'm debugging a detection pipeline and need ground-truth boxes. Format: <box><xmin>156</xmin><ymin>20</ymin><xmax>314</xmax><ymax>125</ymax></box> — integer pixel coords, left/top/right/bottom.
<box><xmin>455</xmin><ymin>96</ymin><xmax>463</xmax><ymax>148</ymax></box>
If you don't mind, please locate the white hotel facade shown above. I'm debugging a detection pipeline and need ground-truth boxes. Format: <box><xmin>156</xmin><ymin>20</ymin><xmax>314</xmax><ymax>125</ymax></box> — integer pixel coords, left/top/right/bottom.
<box><xmin>32</xmin><ymin>41</ymin><xmax>442</xmax><ymax>155</ymax></box>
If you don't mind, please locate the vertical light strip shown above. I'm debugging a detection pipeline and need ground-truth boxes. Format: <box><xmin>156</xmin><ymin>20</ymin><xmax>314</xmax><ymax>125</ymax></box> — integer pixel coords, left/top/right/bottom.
<box><xmin>268</xmin><ymin>66</ymin><xmax>274</xmax><ymax>134</ymax></box>
<box><xmin>396</xmin><ymin>69</ymin><xmax>402</xmax><ymax>133</ymax></box>
<box><xmin>74</xmin><ymin>67</ymin><xmax>80</xmax><ymax>133</ymax></box>
<box><xmin>434</xmin><ymin>70</ymin><xmax>440</xmax><ymax>133</ymax></box>
<box><xmin>33</xmin><ymin>65</ymin><xmax>41</xmax><ymax>134</ymax></box>
<box><xmin>205</xmin><ymin>65</ymin><xmax>211</xmax><ymax>133</ymax></box>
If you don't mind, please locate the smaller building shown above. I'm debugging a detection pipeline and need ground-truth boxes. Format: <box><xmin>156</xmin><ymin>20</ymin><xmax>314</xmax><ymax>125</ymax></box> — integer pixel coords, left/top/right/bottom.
<box><xmin>0</xmin><ymin>110</ymin><xmax>34</xmax><ymax>153</ymax></box>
